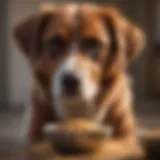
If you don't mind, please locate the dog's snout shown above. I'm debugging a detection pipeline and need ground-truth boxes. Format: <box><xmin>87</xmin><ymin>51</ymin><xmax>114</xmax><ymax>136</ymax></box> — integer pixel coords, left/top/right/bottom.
<box><xmin>61</xmin><ymin>73</ymin><xmax>79</xmax><ymax>95</ymax></box>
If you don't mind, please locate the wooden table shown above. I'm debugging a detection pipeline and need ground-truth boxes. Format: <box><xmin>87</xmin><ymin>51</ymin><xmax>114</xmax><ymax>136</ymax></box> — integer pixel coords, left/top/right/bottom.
<box><xmin>27</xmin><ymin>130</ymin><xmax>160</xmax><ymax>160</ymax></box>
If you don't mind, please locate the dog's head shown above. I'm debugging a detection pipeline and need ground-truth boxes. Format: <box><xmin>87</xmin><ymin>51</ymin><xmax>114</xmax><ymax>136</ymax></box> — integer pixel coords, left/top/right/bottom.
<box><xmin>14</xmin><ymin>4</ymin><xmax>145</xmax><ymax>118</ymax></box>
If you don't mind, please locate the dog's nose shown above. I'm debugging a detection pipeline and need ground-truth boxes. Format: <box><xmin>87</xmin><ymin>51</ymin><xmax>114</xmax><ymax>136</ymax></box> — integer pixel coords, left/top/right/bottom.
<box><xmin>61</xmin><ymin>73</ymin><xmax>79</xmax><ymax>96</ymax></box>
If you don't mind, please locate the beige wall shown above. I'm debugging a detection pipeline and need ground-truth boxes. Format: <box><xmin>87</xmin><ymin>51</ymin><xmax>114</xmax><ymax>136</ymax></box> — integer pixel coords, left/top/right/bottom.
<box><xmin>8</xmin><ymin>0</ymin><xmax>44</xmax><ymax>106</ymax></box>
<box><xmin>0</xmin><ymin>0</ymin><xmax>7</xmax><ymax>106</ymax></box>
<box><xmin>157</xmin><ymin>2</ymin><xmax>160</xmax><ymax>40</ymax></box>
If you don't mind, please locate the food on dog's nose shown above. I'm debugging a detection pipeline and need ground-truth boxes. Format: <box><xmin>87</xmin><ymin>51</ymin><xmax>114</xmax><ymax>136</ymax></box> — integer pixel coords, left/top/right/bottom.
<box><xmin>43</xmin><ymin>119</ymin><xmax>109</xmax><ymax>155</ymax></box>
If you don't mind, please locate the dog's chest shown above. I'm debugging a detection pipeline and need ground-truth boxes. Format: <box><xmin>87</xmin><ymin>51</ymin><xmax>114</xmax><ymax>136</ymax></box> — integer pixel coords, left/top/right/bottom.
<box><xmin>55</xmin><ymin>97</ymin><xmax>95</xmax><ymax>120</ymax></box>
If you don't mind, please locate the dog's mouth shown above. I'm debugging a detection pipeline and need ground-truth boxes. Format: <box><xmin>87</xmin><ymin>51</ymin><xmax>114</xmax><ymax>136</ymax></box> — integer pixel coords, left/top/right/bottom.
<box><xmin>61</xmin><ymin>96</ymin><xmax>87</xmax><ymax>106</ymax></box>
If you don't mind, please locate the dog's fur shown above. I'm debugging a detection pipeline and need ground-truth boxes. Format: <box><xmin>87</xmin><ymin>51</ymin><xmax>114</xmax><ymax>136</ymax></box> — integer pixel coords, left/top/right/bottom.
<box><xmin>14</xmin><ymin>3</ymin><xmax>145</xmax><ymax>154</ymax></box>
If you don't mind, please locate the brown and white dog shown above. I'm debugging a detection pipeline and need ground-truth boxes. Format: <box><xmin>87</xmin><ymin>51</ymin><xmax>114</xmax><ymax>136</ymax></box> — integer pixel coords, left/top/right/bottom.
<box><xmin>14</xmin><ymin>3</ymin><xmax>145</xmax><ymax>149</ymax></box>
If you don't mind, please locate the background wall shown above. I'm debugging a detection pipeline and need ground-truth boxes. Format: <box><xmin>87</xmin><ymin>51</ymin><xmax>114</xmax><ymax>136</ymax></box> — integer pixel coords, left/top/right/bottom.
<box><xmin>7</xmin><ymin>0</ymin><xmax>44</xmax><ymax>106</ymax></box>
<box><xmin>157</xmin><ymin>2</ymin><xmax>160</xmax><ymax>40</ymax></box>
<box><xmin>0</xmin><ymin>0</ymin><xmax>8</xmax><ymax>106</ymax></box>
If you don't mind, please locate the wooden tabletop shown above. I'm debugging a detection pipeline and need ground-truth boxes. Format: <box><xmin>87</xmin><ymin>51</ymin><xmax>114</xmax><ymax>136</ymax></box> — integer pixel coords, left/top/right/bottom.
<box><xmin>28</xmin><ymin>130</ymin><xmax>160</xmax><ymax>160</ymax></box>
<box><xmin>0</xmin><ymin>130</ymin><xmax>159</xmax><ymax>160</ymax></box>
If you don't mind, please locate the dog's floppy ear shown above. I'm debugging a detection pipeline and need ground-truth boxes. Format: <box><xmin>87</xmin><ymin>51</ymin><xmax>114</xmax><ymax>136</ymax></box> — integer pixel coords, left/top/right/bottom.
<box><xmin>13</xmin><ymin>6</ymin><xmax>54</xmax><ymax>58</ymax></box>
<box><xmin>126</xmin><ymin>21</ymin><xmax>145</xmax><ymax>61</ymax></box>
<box><xmin>102</xmin><ymin>7</ymin><xmax>145</xmax><ymax>63</ymax></box>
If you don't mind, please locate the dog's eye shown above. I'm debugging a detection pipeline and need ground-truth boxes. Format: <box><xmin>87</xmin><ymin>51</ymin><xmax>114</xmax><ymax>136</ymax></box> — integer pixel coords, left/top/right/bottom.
<box><xmin>47</xmin><ymin>36</ymin><xmax>67</xmax><ymax>58</ymax></box>
<box><xmin>81</xmin><ymin>38</ymin><xmax>102</xmax><ymax>60</ymax></box>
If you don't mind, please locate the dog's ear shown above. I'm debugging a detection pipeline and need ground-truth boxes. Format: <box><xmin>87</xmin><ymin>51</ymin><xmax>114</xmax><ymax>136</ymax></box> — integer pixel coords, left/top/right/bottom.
<box><xmin>126</xmin><ymin>21</ymin><xmax>145</xmax><ymax>61</ymax></box>
<box><xmin>13</xmin><ymin>7</ymin><xmax>54</xmax><ymax>58</ymax></box>
<box><xmin>102</xmin><ymin>7</ymin><xmax>145</xmax><ymax>63</ymax></box>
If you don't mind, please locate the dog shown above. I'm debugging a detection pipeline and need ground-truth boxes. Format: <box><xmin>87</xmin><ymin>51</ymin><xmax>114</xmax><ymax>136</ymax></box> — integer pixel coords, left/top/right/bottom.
<box><xmin>14</xmin><ymin>3</ymin><xmax>145</xmax><ymax>154</ymax></box>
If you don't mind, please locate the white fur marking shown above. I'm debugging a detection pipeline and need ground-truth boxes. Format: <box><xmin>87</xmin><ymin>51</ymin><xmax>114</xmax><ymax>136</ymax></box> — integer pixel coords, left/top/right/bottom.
<box><xmin>67</xmin><ymin>4</ymin><xmax>77</xmax><ymax>18</ymax></box>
